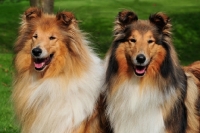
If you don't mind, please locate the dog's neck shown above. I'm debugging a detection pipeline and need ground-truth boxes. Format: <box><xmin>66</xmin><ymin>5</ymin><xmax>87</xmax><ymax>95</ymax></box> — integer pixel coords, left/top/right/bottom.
<box><xmin>16</xmin><ymin>56</ymin><xmax>103</xmax><ymax>133</ymax></box>
<box><xmin>106</xmin><ymin>76</ymin><xmax>176</xmax><ymax>133</ymax></box>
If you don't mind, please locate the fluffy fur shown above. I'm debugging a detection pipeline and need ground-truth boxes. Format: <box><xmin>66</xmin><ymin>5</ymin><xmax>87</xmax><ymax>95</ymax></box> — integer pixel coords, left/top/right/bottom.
<box><xmin>12</xmin><ymin>7</ymin><xmax>104</xmax><ymax>133</ymax></box>
<box><xmin>104</xmin><ymin>10</ymin><xmax>200</xmax><ymax>133</ymax></box>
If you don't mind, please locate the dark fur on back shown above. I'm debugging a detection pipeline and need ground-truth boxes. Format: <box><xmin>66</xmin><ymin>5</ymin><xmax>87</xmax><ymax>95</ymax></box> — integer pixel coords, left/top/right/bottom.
<box><xmin>105</xmin><ymin>10</ymin><xmax>200</xmax><ymax>133</ymax></box>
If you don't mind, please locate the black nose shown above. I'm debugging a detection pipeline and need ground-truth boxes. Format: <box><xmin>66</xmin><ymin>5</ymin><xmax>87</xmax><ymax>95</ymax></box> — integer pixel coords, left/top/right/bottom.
<box><xmin>32</xmin><ymin>47</ymin><xmax>42</xmax><ymax>57</ymax></box>
<box><xmin>136</xmin><ymin>54</ymin><xmax>146</xmax><ymax>64</ymax></box>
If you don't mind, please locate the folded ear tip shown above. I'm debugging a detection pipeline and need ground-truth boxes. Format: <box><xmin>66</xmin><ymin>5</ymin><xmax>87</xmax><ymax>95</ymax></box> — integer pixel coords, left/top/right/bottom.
<box><xmin>58</xmin><ymin>11</ymin><xmax>74</xmax><ymax>17</ymax></box>
<box><xmin>149</xmin><ymin>12</ymin><xmax>170</xmax><ymax>23</ymax></box>
<box><xmin>117</xmin><ymin>10</ymin><xmax>138</xmax><ymax>25</ymax></box>
<box><xmin>56</xmin><ymin>11</ymin><xmax>75</xmax><ymax>25</ymax></box>
<box><xmin>25</xmin><ymin>7</ymin><xmax>42</xmax><ymax>20</ymax></box>
<box><xmin>149</xmin><ymin>12</ymin><xmax>170</xmax><ymax>30</ymax></box>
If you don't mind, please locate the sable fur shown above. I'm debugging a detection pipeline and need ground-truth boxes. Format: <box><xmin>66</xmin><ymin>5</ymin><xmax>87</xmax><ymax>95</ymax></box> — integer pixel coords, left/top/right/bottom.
<box><xmin>105</xmin><ymin>10</ymin><xmax>200</xmax><ymax>133</ymax></box>
<box><xmin>12</xmin><ymin>7</ymin><xmax>104</xmax><ymax>133</ymax></box>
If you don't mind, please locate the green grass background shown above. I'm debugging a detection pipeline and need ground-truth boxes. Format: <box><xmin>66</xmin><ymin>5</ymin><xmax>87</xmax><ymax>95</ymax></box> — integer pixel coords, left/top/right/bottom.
<box><xmin>0</xmin><ymin>0</ymin><xmax>200</xmax><ymax>132</ymax></box>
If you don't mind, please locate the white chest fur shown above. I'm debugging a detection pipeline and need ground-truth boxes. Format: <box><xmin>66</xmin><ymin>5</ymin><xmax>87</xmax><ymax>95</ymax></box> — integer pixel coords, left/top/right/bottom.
<box><xmin>25</xmin><ymin>57</ymin><xmax>104</xmax><ymax>133</ymax></box>
<box><xmin>107</xmin><ymin>78</ymin><xmax>165</xmax><ymax>133</ymax></box>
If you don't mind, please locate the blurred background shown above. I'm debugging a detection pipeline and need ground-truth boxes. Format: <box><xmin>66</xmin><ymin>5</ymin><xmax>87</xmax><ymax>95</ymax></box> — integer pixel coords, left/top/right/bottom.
<box><xmin>0</xmin><ymin>0</ymin><xmax>200</xmax><ymax>132</ymax></box>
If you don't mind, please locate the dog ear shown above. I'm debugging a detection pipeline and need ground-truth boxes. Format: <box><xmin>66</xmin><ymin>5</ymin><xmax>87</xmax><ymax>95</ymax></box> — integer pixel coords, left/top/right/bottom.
<box><xmin>56</xmin><ymin>12</ymin><xmax>75</xmax><ymax>26</ymax></box>
<box><xmin>117</xmin><ymin>10</ymin><xmax>138</xmax><ymax>26</ymax></box>
<box><xmin>149</xmin><ymin>12</ymin><xmax>170</xmax><ymax>32</ymax></box>
<box><xmin>25</xmin><ymin>7</ymin><xmax>42</xmax><ymax>21</ymax></box>
<box><xmin>114</xmin><ymin>10</ymin><xmax>138</xmax><ymax>36</ymax></box>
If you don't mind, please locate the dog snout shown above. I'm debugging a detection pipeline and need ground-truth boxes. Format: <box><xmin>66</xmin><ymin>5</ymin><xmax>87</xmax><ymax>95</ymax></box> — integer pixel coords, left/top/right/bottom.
<box><xmin>136</xmin><ymin>54</ymin><xmax>146</xmax><ymax>64</ymax></box>
<box><xmin>32</xmin><ymin>47</ymin><xmax>42</xmax><ymax>57</ymax></box>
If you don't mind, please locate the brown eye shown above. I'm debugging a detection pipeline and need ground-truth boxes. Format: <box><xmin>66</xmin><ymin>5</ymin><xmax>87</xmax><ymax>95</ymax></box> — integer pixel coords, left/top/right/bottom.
<box><xmin>49</xmin><ymin>36</ymin><xmax>56</xmax><ymax>40</ymax></box>
<box><xmin>148</xmin><ymin>40</ymin><xmax>154</xmax><ymax>44</ymax></box>
<box><xmin>33</xmin><ymin>34</ymin><xmax>38</xmax><ymax>39</ymax></box>
<box><xmin>130</xmin><ymin>39</ymin><xmax>136</xmax><ymax>43</ymax></box>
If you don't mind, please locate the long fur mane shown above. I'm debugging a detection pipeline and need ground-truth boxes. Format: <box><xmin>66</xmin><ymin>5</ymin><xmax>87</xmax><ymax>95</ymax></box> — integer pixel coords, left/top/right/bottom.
<box><xmin>105</xmin><ymin>10</ymin><xmax>200</xmax><ymax>133</ymax></box>
<box><xmin>12</xmin><ymin>7</ymin><xmax>104</xmax><ymax>133</ymax></box>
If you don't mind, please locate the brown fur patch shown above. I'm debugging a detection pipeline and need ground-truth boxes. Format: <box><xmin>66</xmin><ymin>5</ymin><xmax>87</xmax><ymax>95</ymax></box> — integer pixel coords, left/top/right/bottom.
<box><xmin>185</xmin><ymin>72</ymin><xmax>200</xmax><ymax>133</ymax></box>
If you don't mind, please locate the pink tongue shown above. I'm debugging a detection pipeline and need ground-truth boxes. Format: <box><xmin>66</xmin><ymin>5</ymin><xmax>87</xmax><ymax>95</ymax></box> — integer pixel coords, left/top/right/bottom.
<box><xmin>34</xmin><ymin>62</ymin><xmax>45</xmax><ymax>69</ymax></box>
<box><xmin>136</xmin><ymin>68</ymin><xmax>146</xmax><ymax>74</ymax></box>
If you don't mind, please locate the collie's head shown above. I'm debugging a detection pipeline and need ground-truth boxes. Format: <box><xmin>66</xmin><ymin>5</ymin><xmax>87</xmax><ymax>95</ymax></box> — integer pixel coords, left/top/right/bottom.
<box><xmin>106</xmin><ymin>11</ymin><xmax>184</xmax><ymax>85</ymax></box>
<box><xmin>14</xmin><ymin>7</ymin><xmax>90</xmax><ymax>78</ymax></box>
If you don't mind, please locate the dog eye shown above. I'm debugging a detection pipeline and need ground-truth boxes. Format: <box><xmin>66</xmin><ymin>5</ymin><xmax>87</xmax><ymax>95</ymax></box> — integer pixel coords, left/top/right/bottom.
<box><xmin>49</xmin><ymin>36</ymin><xmax>56</xmax><ymax>40</ymax></box>
<box><xmin>130</xmin><ymin>39</ymin><xmax>136</xmax><ymax>43</ymax></box>
<box><xmin>33</xmin><ymin>34</ymin><xmax>38</xmax><ymax>39</ymax></box>
<box><xmin>148</xmin><ymin>40</ymin><xmax>154</xmax><ymax>44</ymax></box>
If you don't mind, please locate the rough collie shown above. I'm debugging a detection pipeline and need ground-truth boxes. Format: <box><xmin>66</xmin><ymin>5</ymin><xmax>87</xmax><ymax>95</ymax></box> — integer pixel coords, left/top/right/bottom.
<box><xmin>104</xmin><ymin>10</ymin><xmax>200</xmax><ymax>133</ymax></box>
<box><xmin>12</xmin><ymin>7</ymin><xmax>104</xmax><ymax>133</ymax></box>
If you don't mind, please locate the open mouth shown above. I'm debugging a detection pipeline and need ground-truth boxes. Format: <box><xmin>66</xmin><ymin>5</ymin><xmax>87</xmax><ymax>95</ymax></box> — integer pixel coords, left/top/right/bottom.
<box><xmin>33</xmin><ymin>54</ymin><xmax>54</xmax><ymax>71</ymax></box>
<box><xmin>134</xmin><ymin>65</ymin><xmax>147</xmax><ymax>77</ymax></box>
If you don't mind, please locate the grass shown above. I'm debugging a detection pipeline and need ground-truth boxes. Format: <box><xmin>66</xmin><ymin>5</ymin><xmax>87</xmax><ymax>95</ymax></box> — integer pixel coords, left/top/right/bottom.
<box><xmin>0</xmin><ymin>54</ymin><xmax>19</xmax><ymax>133</ymax></box>
<box><xmin>0</xmin><ymin>0</ymin><xmax>200</xmax><ymax>132</ymax></box>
